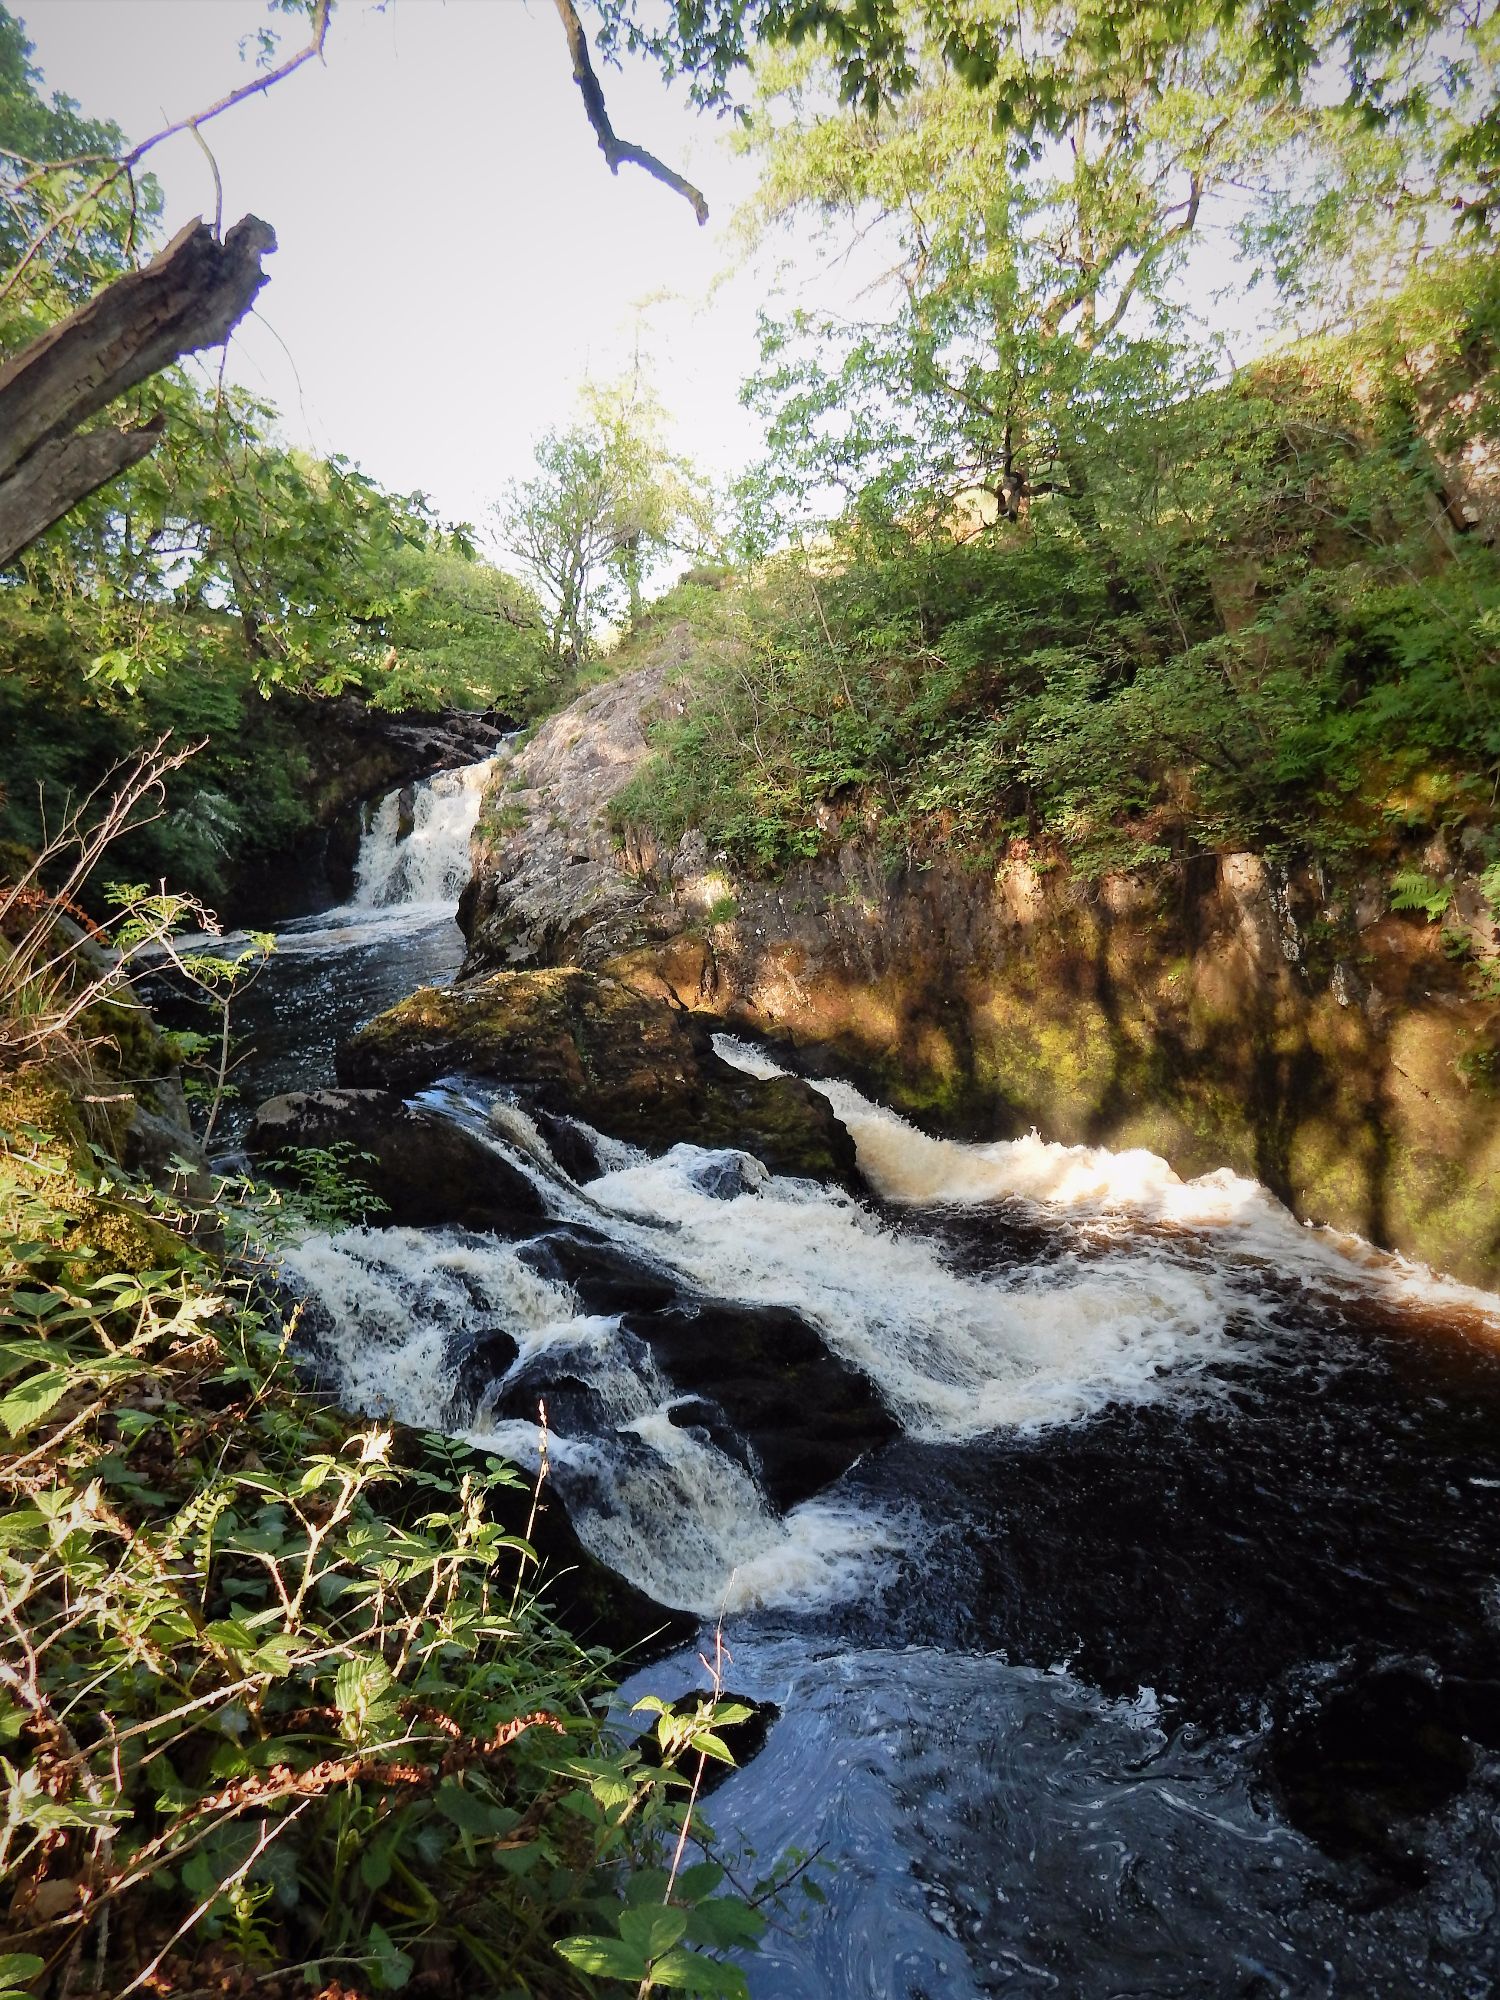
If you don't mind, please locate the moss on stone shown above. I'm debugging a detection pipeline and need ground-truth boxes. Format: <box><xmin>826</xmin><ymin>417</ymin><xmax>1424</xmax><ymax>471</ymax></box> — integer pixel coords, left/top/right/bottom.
<box><xmin>340</xmin><ymin>967</ymin><xmax>865</xmax><ymax>1189</ymax></box>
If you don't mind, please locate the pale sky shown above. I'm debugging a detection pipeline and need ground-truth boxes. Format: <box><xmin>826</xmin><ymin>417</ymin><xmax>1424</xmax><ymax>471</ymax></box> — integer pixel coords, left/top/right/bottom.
<box><xmin>20</xmin><ymin>0</ymin><xmax>772</xmax><ymax>531</ymax></box>
<box><xmin>18</xmin><ymin>0</ymin><xmax>1281</xmax><ymax>544</ymax></box>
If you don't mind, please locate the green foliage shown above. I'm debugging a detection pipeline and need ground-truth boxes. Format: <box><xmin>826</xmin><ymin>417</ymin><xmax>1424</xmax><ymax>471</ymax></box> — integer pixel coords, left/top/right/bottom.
<box><xmin>1390</xmin><ymin>869</ymin><xmax>1453</xmax><ymax>919</ymax></box>
<box><xmin>619</xmin><ymin>254</ymin><xmax>1500</xmax><ymax>886</ymax></box>
<box><xmin>499</xmin><ymin>375</ymin><xmax>715</xmax><ymax>666</ymax></box>
<box><xmin>0</xmin><ymin>736</ymin><xmax>785</xmax><ymax>1999</ymax></box>
<box><xmin>0</xmin><ymin>3</ymin><xmax>161</xmax><ymax>350</ymax></box>
<box><xmin>376</xmin><ymin>540</ymin><xmax>552</xmax><ymax>716</ymax></box>
<box><xmin>5</xmin><ymin>368</ymin><xmax>549</xmax><ymax>705</ymax></box>
<box><xmin>594</xmin><ymin>0</ymin><xmax>1498</xmax><ymax>192</ymax></box>
<box><xmin>262</xmin><ymin>1143</ymin><xmax>388</xmax><ymax>1231</ymax></box>
<box><xmin>0</xmin><ymin>394</ymin><xmax>556</xmax><ymax>906</ymax></box>
<box><xmin>0</xmin><ymin>1125</ymin><xmax>776</xmax><ymax>1995</ymax></box>
<box><xmin>738</xmin><ymin>2</ymin><xmax>1284</xmax><ymax>544</ymax></box>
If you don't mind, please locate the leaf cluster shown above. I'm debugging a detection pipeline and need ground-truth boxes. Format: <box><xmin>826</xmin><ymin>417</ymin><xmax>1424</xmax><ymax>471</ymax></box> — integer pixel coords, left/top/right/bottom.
<box><xmin>617</xmin><ymin>251</ymin><xmax>1500</xmax><ymax>893</ymax></box>
<box><xmin>0</xmin><ymin>1128</ymin><xmax>775</xmax><ymax>1997</ymax></box>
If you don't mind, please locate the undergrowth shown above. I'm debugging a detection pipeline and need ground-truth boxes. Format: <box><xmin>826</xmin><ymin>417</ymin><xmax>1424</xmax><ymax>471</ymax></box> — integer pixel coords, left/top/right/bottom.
<box><xmin>612</xmin><ymin>257</ymin><xmax>1500</xmax><ymax>896</ymax></box>
<box><xmin>0</xmin><ymin>758</ymin><xmax>783</xmax><ymax>1998</ymax></box>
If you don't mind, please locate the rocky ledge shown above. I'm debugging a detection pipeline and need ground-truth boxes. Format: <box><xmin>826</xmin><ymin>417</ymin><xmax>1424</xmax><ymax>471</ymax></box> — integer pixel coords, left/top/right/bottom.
<box><xmin>452</xmin><ymin>627</ymin><xmax>1500</xmax><ymax>1288</ymax></box>
<box><xmin>334</xmin><ymin>964</ymin><xmax>863</xmax><ymax>1191</ymax></box>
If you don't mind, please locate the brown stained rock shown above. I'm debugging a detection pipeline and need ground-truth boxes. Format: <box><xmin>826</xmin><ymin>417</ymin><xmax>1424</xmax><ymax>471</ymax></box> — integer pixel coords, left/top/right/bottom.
<box><xmin>453</xmin><ymin>641</ymin><xmax>1500</xmax><ymax>1286</ymax></box>
<box><xmin>335</xmin><ymin>968</ymin><xmax>864</xmax><ymax>1192</ymax></box>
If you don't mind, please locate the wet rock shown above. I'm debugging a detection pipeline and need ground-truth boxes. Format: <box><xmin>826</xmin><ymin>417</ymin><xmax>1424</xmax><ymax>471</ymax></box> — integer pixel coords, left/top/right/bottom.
<box><xmin>680</xmin><ymin>1148</ymin><xmax>770</xmax><ymax>1200</ymax></box>
<box><xmin>516</xmin><ymin>1227</ymin><xmax>681</xmax><ymax>1317</ymax></box>
<box><xmin>486</xmin><ymin>1364</ymin><xmax>620</xmax><ymax>1437</ymax></box>
<box><xmin>622</xmin><ymin>1297</ymin><xmax>898</xmax><ymax>1512</ymax></box>
<box><xmin>663</xmin><ymin>1395</ymin><xmax>763</xmax><ymax>1488</ymax></box>
<box><xmin>337</xmin><ymin>968</ymin><xmax>864</xmax><ymax>1192</ymax></box>
<box><xmin>458</xmin><ymin>652</ymin><xmax>674</xmax><ymax>972</ymax></box>
<box><xmin>446</xmin><ymin>1324</ymin><xmax>521</xmax><ymax>1415</ymax></box>
<box><xmin>529</xmin><ymin>1108</ymin><xmax>601</xmax><ymax>1184</ymax></box>
<box><xmin>246</xmin><ymin>1087</ymin><xmax>548</xmax><ymax>1236</ymax></box>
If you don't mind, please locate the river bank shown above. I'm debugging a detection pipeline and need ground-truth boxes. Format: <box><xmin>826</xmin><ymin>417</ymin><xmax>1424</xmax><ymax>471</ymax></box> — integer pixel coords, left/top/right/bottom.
<box><xmin>454</xmin><ymin>632</ymin><xmax>1500</xmax><ymax>1287</ymax></box>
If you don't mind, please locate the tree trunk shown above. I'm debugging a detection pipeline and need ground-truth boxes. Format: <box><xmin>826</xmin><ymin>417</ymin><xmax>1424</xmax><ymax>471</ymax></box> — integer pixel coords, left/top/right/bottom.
<box><xmin>0</xmin><ymin>214</ymin><xmax>275</xmax><ymax>566</ymax></box>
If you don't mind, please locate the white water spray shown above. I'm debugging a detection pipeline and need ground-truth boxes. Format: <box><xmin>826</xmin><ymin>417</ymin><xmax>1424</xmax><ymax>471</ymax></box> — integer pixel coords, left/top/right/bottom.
<box><xmin>279</xmin><ymin>1080</ymin><xmax>1298</xmax><ymax>1615</ymax></box>
<box><xmin>712</xmin><ymin>1035</ymin><xmax>1500</xmax><ymax>1329</ymax></box>
<box><xmin>352</xmin><ymin>760</ymin><xmax>496</xmax><ymax>909</ymax></box>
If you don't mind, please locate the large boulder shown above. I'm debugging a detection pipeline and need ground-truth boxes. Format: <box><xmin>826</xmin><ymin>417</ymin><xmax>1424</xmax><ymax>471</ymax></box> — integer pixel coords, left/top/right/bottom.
<box><xmin>245</xmin><ymin>1087</ymin><xmax>548</xmax><ymax>1236</ymax></box>
<box><xmin>336</xmin><ymin>967</ymin><xmax>863</xmax><ymax>1192</ymax></box>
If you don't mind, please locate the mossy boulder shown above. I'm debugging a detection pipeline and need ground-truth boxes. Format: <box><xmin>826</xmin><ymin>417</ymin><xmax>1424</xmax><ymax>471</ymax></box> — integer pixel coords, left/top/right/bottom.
<box><xmin>336</xmin><ymin>968</ymin><xmax>863</xmax><ymax>1192</ymax></box>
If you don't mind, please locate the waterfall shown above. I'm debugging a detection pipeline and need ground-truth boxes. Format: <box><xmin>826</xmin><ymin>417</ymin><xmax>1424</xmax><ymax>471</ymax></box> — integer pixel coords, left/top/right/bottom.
<box><xmin>351</xmin><ymin>760</ymin><xmax>495</xmax><ymax>909</ymax></box>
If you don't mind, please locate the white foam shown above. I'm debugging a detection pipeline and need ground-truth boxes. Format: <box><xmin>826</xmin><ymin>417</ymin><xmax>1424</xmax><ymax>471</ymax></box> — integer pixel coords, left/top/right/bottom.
<box><xmin>712</xmin><ymin>1036</ymin><xmax>1500</xmax><ymax>1329</ymax></box>
<box><xmin>582</xmin><ymin>1143</ymin><xmax>1263</xmax><ymax>1440</ymax></box>
<box><xmin>280</xmin><ymin>1218</ymin><xmax>900</xmax><ymax>1615</ymax></box>
<box><xmin>470</xmin><ymin>1415</ymin><xmax>903</xmax><ymax>1616</ymax></box>
<box><xmin>352</xmin><ymin>760</ymin><xmax>495</xmax><ymax>909</ymax></box>
<box><xmin>281</xmin><ymin>1047</ymin><xmax>1500</xmax><ymax>1621</ymax></box>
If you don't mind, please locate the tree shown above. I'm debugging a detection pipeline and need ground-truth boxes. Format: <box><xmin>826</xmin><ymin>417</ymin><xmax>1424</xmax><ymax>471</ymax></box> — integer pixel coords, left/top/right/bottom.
<box><xmin>0</xmin><ymin>2</ymin><xmax>157</xmax><ymax>342</ymax></box>
<box><xmin>737</xmin><ymin>3</ymin><xmax>1282</xmax><ymax>543</ymax></box>
<box><xmin>736</xmin><ymin>0</ymin><xmax>1495</xmax><ymax>548</ymax></box>
<box><xmin>499</xmin><ymin>379</ymin><xmax>712</xmax><ymax>662</ymax></box>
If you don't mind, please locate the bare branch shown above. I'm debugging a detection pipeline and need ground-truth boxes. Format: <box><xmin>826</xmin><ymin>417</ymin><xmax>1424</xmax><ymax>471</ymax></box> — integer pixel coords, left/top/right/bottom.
<box><xmin>117</xmin><ymin>0</ymin><xmax>332</xmax><ymax>176</ymax></box>
<box><xmin>552</xmin><ymin>0</ymin><xmax>709</xmax><ymax>225</ymax></box>
<box><xmin>0</xmin><ymin>0</ymin><xmax>326</xmax><ymax>303</ymax></box>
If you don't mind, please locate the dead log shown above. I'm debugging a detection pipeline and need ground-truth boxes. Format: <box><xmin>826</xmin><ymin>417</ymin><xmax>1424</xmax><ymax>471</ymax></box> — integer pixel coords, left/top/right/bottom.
<box><xmin>0</xmin><ymin>213</ymin><xmax>275</xmax><ymax>565</ymax></box>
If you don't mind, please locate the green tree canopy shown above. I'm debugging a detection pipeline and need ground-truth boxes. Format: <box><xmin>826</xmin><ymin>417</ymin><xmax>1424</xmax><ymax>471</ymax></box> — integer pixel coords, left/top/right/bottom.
<box><xmin>499</xmin><ymin>376</ymin><xmax>713</xmax><ymax>662</ymax></box>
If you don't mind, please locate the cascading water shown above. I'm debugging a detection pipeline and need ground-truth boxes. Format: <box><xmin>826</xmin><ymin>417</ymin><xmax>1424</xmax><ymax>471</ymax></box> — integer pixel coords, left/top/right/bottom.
<box><xmin>231</xmin><ymin>880</ymin><xmax>1500</xmax><ymax>1994</ymax></box>
<box><xmin>220</xmin><ymin>753</ymin><xmax>500</xmax><ymax>1115</ymax></box>
<box><xmin>349</xmin><ymin>761</ymin><xmax>495</xmax><ymax>910</ymax></box>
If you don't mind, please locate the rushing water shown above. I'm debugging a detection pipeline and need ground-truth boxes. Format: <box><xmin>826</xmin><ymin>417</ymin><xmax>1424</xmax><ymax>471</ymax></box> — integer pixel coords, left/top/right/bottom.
<box><xmin>236</xmin><ymin>759</ymin><xmax>1500</xmax><ymax>1997</ymax></box>
<box><xmin>221</xmin><ymin>758</ymin><xmax>496</xmax><ymax>1111</ymax></box>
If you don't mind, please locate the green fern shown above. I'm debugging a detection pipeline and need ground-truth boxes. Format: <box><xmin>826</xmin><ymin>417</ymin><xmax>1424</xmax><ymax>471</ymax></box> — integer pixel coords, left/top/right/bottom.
<box><xmin>1390</xmin><ymin>869</ymin><xmax>1452</xmax><ymax>920</ymax></box>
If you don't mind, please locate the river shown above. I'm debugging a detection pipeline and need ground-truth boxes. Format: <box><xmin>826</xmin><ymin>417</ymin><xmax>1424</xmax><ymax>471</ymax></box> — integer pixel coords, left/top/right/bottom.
<box><xmin>229</xmin><ymin>756</ymin><xmax>1500</xmax><ymax>1998</ymax></box>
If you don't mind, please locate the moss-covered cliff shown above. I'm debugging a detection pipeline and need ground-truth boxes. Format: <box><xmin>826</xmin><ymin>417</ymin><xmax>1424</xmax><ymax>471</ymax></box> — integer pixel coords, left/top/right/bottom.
<box><xmin>458</xmin><ymin>639</ymin><xmax>1500</xmax><ymax>1286</ymax></box>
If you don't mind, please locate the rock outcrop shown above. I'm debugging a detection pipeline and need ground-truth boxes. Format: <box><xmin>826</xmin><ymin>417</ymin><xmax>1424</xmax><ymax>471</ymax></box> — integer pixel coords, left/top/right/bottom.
<box><xmin>335</xmin><ymin>965</ymin><xmax>864</xmax><ymax>1192</ymax></box>
<box><xmin>454</xmin><ymin>635</ymin><xmax>1500</xmax><ymax>1287</ymax></box>
<box><xmin>458</xmin><ymin>651</ymin><xmax>683</xmax><ymax>969</ymax></box>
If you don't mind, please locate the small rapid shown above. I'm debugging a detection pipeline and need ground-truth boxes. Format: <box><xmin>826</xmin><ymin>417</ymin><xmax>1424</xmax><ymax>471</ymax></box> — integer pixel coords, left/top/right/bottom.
<box><xmin>714</xmin><ymin>1034</ymin><xmax>1500</xmax><ymax>1330</ymax></box>
<box><xmin>231</xmin><ymin>872</ymin><xmax>1500</xmax><ymax>1995</ymax></box>
<box><xmin>278</xmin><ymin>1077</ymin><xmax>1303</xmax><ymax>1614</ymax></box>
<box><xmin>217</xmin><ymin>754</ymin><xmax>500</xmax><ymax>1112</ymax></box>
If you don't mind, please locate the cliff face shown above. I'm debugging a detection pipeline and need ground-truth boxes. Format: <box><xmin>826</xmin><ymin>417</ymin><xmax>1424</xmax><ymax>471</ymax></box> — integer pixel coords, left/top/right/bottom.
<box><xmin>459</xmin><ymin>631</ymin><xmax>1500</xmax><ymax>1286</ymax></box>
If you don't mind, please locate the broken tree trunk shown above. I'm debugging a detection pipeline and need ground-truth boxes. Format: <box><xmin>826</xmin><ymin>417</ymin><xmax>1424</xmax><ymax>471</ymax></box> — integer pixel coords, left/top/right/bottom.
<box><xmin>0</xmin><ymin>213</ymin><xmax>275</xmax><ymax>566</ymax></box>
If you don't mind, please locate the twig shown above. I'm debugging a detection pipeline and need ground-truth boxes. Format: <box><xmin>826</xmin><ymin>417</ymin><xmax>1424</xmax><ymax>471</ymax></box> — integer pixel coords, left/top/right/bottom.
<box><xmin>114</xmin><ymin>1802</ymin><xmax>310</xmax><ymax>2000</ymax></box>
<box><xmin>0</xmin><ymin>0</ymin><xmax>329</xmax><ymax>307</ymax></box>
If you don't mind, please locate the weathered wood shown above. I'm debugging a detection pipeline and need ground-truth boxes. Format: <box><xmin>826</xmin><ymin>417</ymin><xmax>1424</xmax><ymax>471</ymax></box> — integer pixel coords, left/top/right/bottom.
<box><xmin>0</xmin><ymin>422</ymin><xmax>164</xmax><ymax>568</ymax></box>
<box><xmin>0</xmin><ymin>213</ymin><xmax>274</xmax><ymax>564</ymax></box>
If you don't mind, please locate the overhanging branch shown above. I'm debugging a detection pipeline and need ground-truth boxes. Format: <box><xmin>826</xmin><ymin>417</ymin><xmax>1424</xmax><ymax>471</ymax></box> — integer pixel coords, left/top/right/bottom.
<box><xmin>552</xmin><ymin>0</ymin><xmax>709</xmax><ymax>225</ymax></box>
<box><xmin>0</xmin><ymin>215</ymin><xmax>275</xmax><ymax>565</ymax></box>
